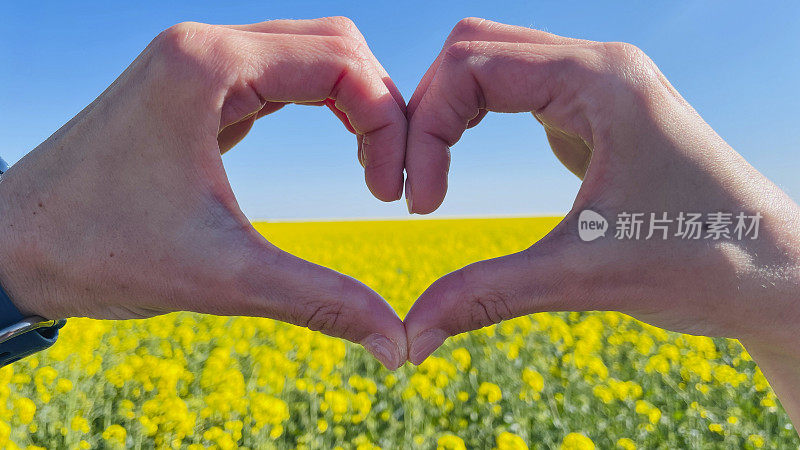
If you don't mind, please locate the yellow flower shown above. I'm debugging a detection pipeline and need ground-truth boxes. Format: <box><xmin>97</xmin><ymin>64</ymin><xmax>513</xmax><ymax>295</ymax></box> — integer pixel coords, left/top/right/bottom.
<box><xmin>317</xmin><ymin>419</ymin><xmax>328</xmax><ymax>433</ymax></box>
<box><xmin>560</xmin><ymin>432</ymin><xmax>595</xmax><ymax>450</ymax></box>
<box><xmin>495</xmin><ymin>431</ymin><xmax>528</xmax><ymax>450</ymax></box>
<box><xmin>748</xmin><ymin>434</ymin><xmax>765</xmax><ymax>448</ymax></box>
<box><xmin>203</xmin><ymin>426</ymin><xmax>223</xmax><ymax>441</ymax></box>
<box><xmin>634</xmin><ymin>400</ymin><xmax>661</xmax><ymax>424</ymax></box>
<box><xmin>451</xmin><ymin>348</ymin><xmax>472</xmax><ymax>371</ymax></box>
<box><xmin>761</xmin><ymin>396</ymin><xmax>777</xmax><ymax>408</ymax></box>
<box><xmin>56</xmin><ymin>378</ymin><xmax>73</xmax><ymax>393</ymax></box>
<box><xmin>616</xmin><ymin>438</ymin><xmax>636</xmax><ymax>450</ymax></box>
<box><xmin>70</xmin><ymin>415</ymin><xmax>89</xmax><ymax>433</ymax></box>
<box><xmin>269</xmin><ymin>424</ymin><xmax>284</xmax><ymax>439</ymax></box>
<box><xmin>644</xmin><ymin>355</ymin><xmax>669</xmax><ymax>374</ymax></box>
<box><xmin>522</xmin><ymin>368</ymin><xmax>544</xmax><ymax>392</ymax></box>
<box><xmin>708</xmin><ymin>423</ymin><xmax>723</xmax><ymax>434</ymax></box>
<box><xmin>753</xmin><ymin>368</ymin><xmax>770</xmax><ymax>391</ymax></box>
<box><xmin>612</xmin><ymin>380</ymin><xmax>642</xmax><ymax>400</ymax></box>
<box><xmin>713</xmin><ymin>365</ymin><xmax>747</xmax><ymax>388</ymax></box>
<box><xmin>592</xmin><ymin>385</ymin><xmax>613</xmax><ymax>404</ymax></box>
<box><xmin>14</xmin><ymin>398</ymin><xmax>36</xmax><ymax>424</ymax></box>
<box><xmin>102</xmin><ymin>424</ymin><xmax>127</xmax><ymax>445</ymax></box>
<box><xmin>478</xmin><ymin>382</ymin><xmax>503</xmax><ymax>403</ymax></box>
<box><xmin>139</xmin><ymin>416</ymin><xmax>158</xmax><ymax>436</ymax></box>
<box><xmin>437</xmin><ymin>433</ymin><xmax>467</xmax><ymax>450</ymax></box>
<box><xmin>324</xmin><ymin>390</ymin><xmax>349</xmax><ymax>415</ymax></box>
<box><xmin>250</xmin><ymin>392</ymin><xmax>289</xmax><ymax>434</ymax></box>
<box><xmin>0</xmin><ymin>420</ymin><xmax>10</xmax><ymax>442</ymax></box>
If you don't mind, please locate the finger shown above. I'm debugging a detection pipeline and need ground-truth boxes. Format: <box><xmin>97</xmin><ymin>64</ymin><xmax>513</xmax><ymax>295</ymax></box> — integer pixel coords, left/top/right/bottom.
<box><xmin>293</xmin><ymin>100</ymin><xmax>362</xmax><ymax>134</ymax></box>
<box><xmin>223</xmin><ymin>17</ymin><xmax>352</xmax><ymax>35</ymax></box>
<box><xmin>213</xmin><ymin>29</ymin><xmax>407</xmax><ymax>201</ymax></box>
<box><xmin>403</xmin><ymin>227</ymin><xmax>598</xmax><ymax>365</ymax></box>
<box><xmin>217</xmin><ymin>102</ymin><xmax>286</xmax><ymax>153</ymax></box>
<box><xmin>540</xmin><ymin>118</ymin><xmax>593</xmax><ymax>179</ymax></box>
<box><xmin>407</xmin><ymin>17</ymin><xmax>589</xmax><ymax>120</ymax></box>
<box><xmin>217</xmin><ymin>20</ymin><xmax>370</xmax><ymax>145</ymax></box>
<box><xmin>467</xmin><ymin>109</ymin><xmax>488</xmax><ymax>129</ymax></box>
<box><xmin>357</xmin><ymin>134</ymin><xmax>365</xmax><ymax>167</ymax></box>
<box><xmin>206</xmin><ymin>238</ymin><xmax>408</xmax><ymax>370</ymax></box>
<box><xmin>225</xmin><ymin>17</ymin><xmax>407</xmax><ymax>134</ymax></box>
<box><xmin>255</xmin><ymin>101</ymin><xmax>286</xmax><ymax>119</ymax></box>
<box><xmin>218</xmin><ymin>114</ymin><xmax>257</xmax><ymax>153</ymax></box>
<box><xmin>324</xmin><ymin>98</ymin><xmax>356</xmax><ymax>134</ymax></box>
<box><xmin>405</xmin><ymin>41</ymin><xmax>601</xmax><ymax>213</ymax></box>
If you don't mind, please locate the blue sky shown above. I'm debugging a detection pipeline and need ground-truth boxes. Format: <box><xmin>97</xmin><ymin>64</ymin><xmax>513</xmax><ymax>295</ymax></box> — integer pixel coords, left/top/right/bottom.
<box><xmin>2</xmin><ymin>1</ymin><xmax>798</xmax><ymax>219</ymax></box>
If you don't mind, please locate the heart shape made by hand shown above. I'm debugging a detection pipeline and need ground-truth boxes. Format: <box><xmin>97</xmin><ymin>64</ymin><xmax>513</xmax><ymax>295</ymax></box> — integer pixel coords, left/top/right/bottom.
<box><xmin>2</xmin><ymin>18</ymin><xmax>795</xmax><ymax>380</ymax></box>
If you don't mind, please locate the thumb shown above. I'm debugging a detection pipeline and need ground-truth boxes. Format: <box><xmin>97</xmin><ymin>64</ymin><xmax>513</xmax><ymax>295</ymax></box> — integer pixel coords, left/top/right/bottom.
<box><xmin>404</xmin><ymin>226</ymin><xmax>597</xmax><ymax>365</ymax></box>
<box><xmin>201</xmin><ymin>233</ymin><xmax>408</xmax><ymax>370</ymax></box>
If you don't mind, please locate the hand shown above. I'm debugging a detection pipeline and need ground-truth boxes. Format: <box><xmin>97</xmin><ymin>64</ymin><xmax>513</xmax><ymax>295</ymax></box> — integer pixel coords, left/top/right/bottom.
<box><xmin>402</xmin><ymin>17</ymin><xmax>800</xmax><ymax>410</ymax></box>
<box><xmin>0</xmin><ymin>17</ymin><xmax>409</xmax><ymax>369</ymax></box>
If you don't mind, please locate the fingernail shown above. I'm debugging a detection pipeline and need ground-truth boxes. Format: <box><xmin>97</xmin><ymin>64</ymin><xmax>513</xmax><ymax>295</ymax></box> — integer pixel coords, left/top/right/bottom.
<box><xmin>357</xmin><ymin>136</ymin><xmax>365</xmax><ymax>168</ymax></box>
<box><xmin>409</xmin><ymin>329</ymin><xmax>447</xmax><ymax>365</ymax></box>
<box><xmin>362</xmin><ymin>333</ymin><xmax>401</xmax><ymax>370</ymax></box>
<box><xmin>405</xmin><ymin>182</ymin><xmax>413</xmax><ymax>214</ymax></box>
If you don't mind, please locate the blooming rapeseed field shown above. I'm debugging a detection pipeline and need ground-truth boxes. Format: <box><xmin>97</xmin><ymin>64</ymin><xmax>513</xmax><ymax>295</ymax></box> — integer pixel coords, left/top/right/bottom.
<box><xmin>0</xmin><ymin>218</ymin><xmax>796</xmax><ymax>449</ymax></box>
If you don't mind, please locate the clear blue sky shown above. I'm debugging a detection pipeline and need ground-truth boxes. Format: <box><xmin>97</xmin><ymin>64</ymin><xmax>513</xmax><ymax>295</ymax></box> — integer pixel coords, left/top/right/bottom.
<box><xmin>2</xmin><ymin>1</ymin><xmax>798</xmax><ymax>219</ymax></box>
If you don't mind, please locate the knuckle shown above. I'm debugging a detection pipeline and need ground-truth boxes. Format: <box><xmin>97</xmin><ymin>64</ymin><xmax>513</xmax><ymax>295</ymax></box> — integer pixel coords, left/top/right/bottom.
<box><xmin>327</xmin><ymin>35</ymin><xmax>362</xmax><ymax>60</ymax></box>
<box><xmin>156</xmin><ymin>22</ymin><xmax>213</xmax><ymax>59</ymax></box>
<box><xmin>598</xmin><ymin>41</ymin><xmax>659</xmax><ymax>90</ymax></box>
<box><xmin>450</xmin><ymin>17</ymin><xmax>488</xmax><ymax>41</ymax></box>
<box><xmin>297</xmin><ymin>301</ymin><xmax>346</xmax><ymax>335</ymax></box>
<box><xmin>447</xmin><ymin>265</ymin><xmax>514</xmax><ymax>331</ymax></box>
<box><xmin>442</xmin><ymin>40</ymin><xmax>478</xmax><ymax>65</ymax></box>
<box><xmin>152</xmin><ymin>22</ymin><xmax>231</xmax><ymax>88</ymax></box>
<box><xmin>458</xmin><ymin>265</ymin><xmax>514</xmax><ymax>329</ymax></box>
<box><xmin>440</xmin><ymin>40</ymin><xmax>492</xmax><ymax>97</ymax></box>
<box><xmin>323</xmin><ymin>16</ymin><xmax>359</xmax><ymax>37</ymax></box>
<box><xmin>470</xmin><ymin>290</ymin><xmax>514</xmax><ymax>328</ymax></box>
<box><xmin>326</xmin><ymin>36</ymin><xmax>370</xmax><ymax>77</ymax></box>
<box><xmin>601</xmin><ymin>42</ymin><xmax>649</xmax><ymax>69</ymax></box>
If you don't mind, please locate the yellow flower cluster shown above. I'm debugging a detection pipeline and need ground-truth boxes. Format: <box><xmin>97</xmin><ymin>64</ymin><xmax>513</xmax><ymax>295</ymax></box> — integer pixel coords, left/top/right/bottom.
<box><xmin>0</xmin><ymin>218</ymin><xmax>794</xmax><ymax>448</ymax></box>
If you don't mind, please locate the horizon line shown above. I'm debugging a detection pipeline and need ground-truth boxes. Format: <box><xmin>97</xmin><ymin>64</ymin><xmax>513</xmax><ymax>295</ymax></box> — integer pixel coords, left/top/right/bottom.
<box><xmin>249</xmin><ymin>213</ymin><xmax>569</xmax><ymax>223</ymax></box>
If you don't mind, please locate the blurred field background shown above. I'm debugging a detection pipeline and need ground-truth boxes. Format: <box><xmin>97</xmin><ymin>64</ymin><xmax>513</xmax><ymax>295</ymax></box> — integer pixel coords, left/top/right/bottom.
<box><xmin>1</xmin><ymin>217</ymin><xmax>795</xmax><ymax>449</ymax></box>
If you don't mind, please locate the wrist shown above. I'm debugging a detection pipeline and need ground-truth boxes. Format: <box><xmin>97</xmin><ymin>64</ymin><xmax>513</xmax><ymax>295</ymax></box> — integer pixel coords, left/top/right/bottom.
<box><xmin>0</xmin><ymin>173</ymin><xmax>49</xmax><ymax>319</ymax></box>
<box><xmin>735</xmin><ymin>239</ymin><xmax>800</xmax><ymax>426</ymax></box>
<box><xmin>734</xmin><ymin>223</ymin><xmax>800</xmax><ymax>353</ymax></box>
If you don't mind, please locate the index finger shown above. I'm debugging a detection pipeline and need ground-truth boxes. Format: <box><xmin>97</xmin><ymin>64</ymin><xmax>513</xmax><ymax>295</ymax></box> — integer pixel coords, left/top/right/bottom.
<box><xmin>407</xmin><ymin>18</ymin><xmax>589</xmax><ymax>120</ymax></box>
<box><xmin>404</xmin><ymin>41</ymin><xmax>602</xmax><ymax>213</ymax></box>
<box><xmin>225</xmin><ymin>17</ymin><xmax>407</xmax><ymax>122</ymax></box>
<box><xmin>160</xmin><ymin>21</ymin><xmax>407</xmax><ymax>202</ymax></box>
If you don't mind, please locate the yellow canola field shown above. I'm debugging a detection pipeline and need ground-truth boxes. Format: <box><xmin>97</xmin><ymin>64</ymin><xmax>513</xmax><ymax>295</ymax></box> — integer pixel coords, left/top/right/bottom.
<box><xmin>0</xmin><ymin>218</ymin><xmax>794</xmax><ymax>449</ymax></box>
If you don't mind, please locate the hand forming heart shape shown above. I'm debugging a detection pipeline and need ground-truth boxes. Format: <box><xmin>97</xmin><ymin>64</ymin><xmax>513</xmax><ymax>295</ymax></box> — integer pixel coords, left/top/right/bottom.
<box><xmin>1</xmin><ymin>17</ymin><xmax>798</xmax><ymax>377</ymax></box>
